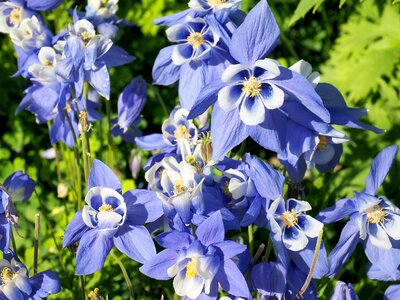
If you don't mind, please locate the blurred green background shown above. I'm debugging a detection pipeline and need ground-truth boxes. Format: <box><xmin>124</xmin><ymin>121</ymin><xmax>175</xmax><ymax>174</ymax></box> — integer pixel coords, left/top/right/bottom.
<box><xmin>0</xmin><ymin>0</ymin><xmax>399</xmax><ymax>299</ymax></box>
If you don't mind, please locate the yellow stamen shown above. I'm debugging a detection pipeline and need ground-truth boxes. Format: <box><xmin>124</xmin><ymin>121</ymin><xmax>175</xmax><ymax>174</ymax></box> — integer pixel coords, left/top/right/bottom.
<box><xmin>208</xmin><ymin>0</ymin><xmax>227</xmax><ymax>7</ymax></box>
<box><xmin>174</xmin><ymin>125</ymin><xmax>191</xmax><ymax>140</ymax></box>
<box><xmin>9</xmin><ymin>7</ymin><xmax>21</xmax><ymax>27</ymax></box>
<box><xmin>187</xmin><ymin>32</ymin><xmax>204</xmax><ymax>49</ymax></box>
<box><xmin>317</xmin><ymin>136</ymin><xmax>328</xmax><ymax>150</ymax></box>
<box><xmin>43</xmin><ymin>59</ymin><xmax>53</xmax><ymax>66</ymax></box>
<box><xmin>366</xmin><ymin>205</ymin><xmax>388</xmax><ymax>224</ymax></box>
<box><xmin>81</xmin><ymin>31</ymin><xmax>94</xmax><ymax>45</ymax></box>
<box><xmin>242</xmin><ymin>76</ymin><xmax>262</xmax><ymax>98</ymax></box>
<box><xmin>1</xmin><ymin>267</ymin><xmax>16</xmax><ymax>285</ymax></box>
<box><xmin>98</xmin><ymin>204</ymin><xmax>113</xmax><ymax>212</ymax></box>
<box><xmin>173</xmin><ymin>179</ymin><xmax>186</xmax><ymax>195</ymax></box>
<box><xmin>185</xmin><ymin>155</ymin><xmax>196</xmax><ymax>165</ymax></box>
<box><xmin>281</xmin><ymin>209</ymin><xmax>299</xmax><ymax>228</ymax></box>
<box><xmin>223</xmin><ymin>181</ymin><xmax>232</xmax><ymax>198</ymax></box>
<box><xmin>185</xmin><ymin>258</ymin><xmax>198</xmax><ymax>278</ymax></box>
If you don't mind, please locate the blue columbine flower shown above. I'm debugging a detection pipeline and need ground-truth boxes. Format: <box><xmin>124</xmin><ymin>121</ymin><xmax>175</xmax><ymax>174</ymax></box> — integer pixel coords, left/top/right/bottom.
<box><xmin>0</xmin><ymin>251</ymin><xmax>60</xmax><ymax>299</ymax></box>
<box><xmin>111</xmin><ymin>77</ymin><xmax>147</xmax><ymax>143</ymax></box>
<box><xmin>63</xmin><ymin>159</ymin><xmax>163</xmax><ymax>275</ymax></box>
<box><xmin>330</xmin><ymin>281</ymin><xmax>358</xmax><ymax>300</ymax></box>
<box><xmin>0</xmin><ymin>2</ymin><xmax>33</xmax><ymax>34</ymax></box>
<box><xmin>3</xmin><ymin>171</ymin><xmax>35</xmax><ymax>203</ymax></box>
<box><xmin>140</xmin><ymin>211</ymin><xmax>250</xmax><ymax>299</ymax></box>
<box><xmin>188</xmin><ymin>0</ymin><xmax>331</xmax><ymax>161</ymax></box>
<box><xmin>318</xmin><ymin>145</ymin><xmax>400</xmax><ymax>279</ymax></box>
<box><xmin>385</xmin><ymin>285</ymin><xmax>400</xmax><ymax>300</ymax></box>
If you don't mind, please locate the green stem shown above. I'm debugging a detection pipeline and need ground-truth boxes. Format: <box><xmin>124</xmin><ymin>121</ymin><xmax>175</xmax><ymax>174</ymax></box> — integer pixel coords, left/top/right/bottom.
<box><xmin>111</xmin><ymin>250</ymin><xmax>134</xmax><ymax>300</ymax></box>
<box><xmin>33</xmin><ymin>213</ymin><xmax>40</xmax><ymax>275</ymax></box>
<box><xmin>248</xmin><ymin>224</ymin><xmax>254</xmax><ymax>257</ymax></box>
<box><xmin>80</xmin><ymin>276</ymin><xmax>86</xmax><ymax>300</ymax></box>
<box><xmin>263</xmin><ymin>237</ymin><xmax>273</xmax><ymax>262</ymax></box>
<box><xmin>11</xmin><ymin>233</ymin><xmax>17</xmax><ymax>254</ymax></box>
<box><xmin>296</xmin><ymin>230</ymin><xmax>324</xmax><ymax>299</ymax></box>
<box><xmin>152</xmin><ymin>85</ymin><xmax>169</xmax><ymax>117</ymax></box>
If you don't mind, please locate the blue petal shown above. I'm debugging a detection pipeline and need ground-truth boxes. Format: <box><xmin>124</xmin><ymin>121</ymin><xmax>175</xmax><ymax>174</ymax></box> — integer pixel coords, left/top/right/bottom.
<box><xmin>384</xmin><ymin>285</ymin><xmax>400</xmax><ymax>300</ymax></box>
<box><xmin>211</xmin><ymin>103</ymin><xmax>249</xmax><ymax>161</ymax></box>
<box><xmin>124</xmin><ymin>189</ymin><xmax>163</xmax><ymax>225</ymax></box>
<box><xmin>29</xmin><ymin>270</ymin><xmax>61</xmax><ymax>298</ymax></box>
<box><xmin>197</xmin><ymin>211</ymin><xmax>225</xmax><ymax>246</ymax></box>
<box><xmin>251</xmin><ymin>262</ymin><xmax>286</xmax><ymax>297</ymax></box>
<box><xmin>317</xmin><ymin>198</ymin><xmax>357</xmax><ymax>224</ymax></box>
<box><xmin>327</xmin><ymin>220</ymin><xmax>359</xmax><ymax>277</ymax></box>
<box><xmin>88</xmin><ymin>159</ymin><xmax>121</xmax><ymax>193</ymax></box>
<box><xmin>247</xmin><ymin>155</ymin><xmax>284</xmax><ymax>200</ymax></box>
<box><xmin>102</xmin><ymin>45</ymin><xmax>135</xmax><ymax>67</ymax></box>
<box><xmin>179</xmin><ymin>62</ymin><xmax>207</xmax><ymax>110</ymax></box>
<box><xmin>240</xmin><ymin>194</ymin><xmax>262</xmax><ymax>226</ymax></box>
<box><xmin>62</xmin><ymin>211</ymin><xmax>90</xmax><ymax>248</ymax></box>
<box><xmin>239</xmin><ymin>96</ymin><xmax>265</xmax><ymax>126</ymax></box>
<box><xmin>87</xmin><ymin>62</ymin><xmax>110</xmax><ymax>99</ymax></box>
<box><xmin>3</xmin><ymin>171</ymin><xmax>35</xmax><ymax>203</ymax></box>
<box><xmin>364</xmin><ymin>145</ymin><xmax>398</xmax><ymax>195</ymax></box>
<box><xmin>155</xmin><ymin>231</ymin><xmax>194</xmax><ymax>250</ymax></box>
<box><xmin>331</xmin><ymin>281</ymin><xmax>359</xmax><ymax>300</ymax></box>
<box><xmin>269</xmin><ymin>67</ymin><xmax>330</xmax><ymax>123</ymax></box>
<box><xmin>216</xmin><ymin>259</ymin><xmax>250</xmax><ymax>298</ymax></box>
<box><xmin>26</xmin><ymin>0</ymin><xmax>61</xmax><ymax>11</ymax></box>
<box><xmin>229</xmin><ymin>0</ymin><xmax>279</xmax><ymax>67</ymax></box>
<box><xmin>139</xmin><ymin>249</ymin><xmax>179</xmax><ymax>280</ymax></box>
<box><xmin>187</xmin><ymin>80</ymin><xmax>225</xmax><ymax>119</ymax></box>
<box><xmin>114</xmin><ymin>225</ymin><xmax>156</xmax><ymax>264</ymax></box>
<box><xmin>152</xmin><ymin>45</ymin><xmax>181</xmax><ymax>85</ymax></box>
<box><xmin>135</xmin><ymin>133</ymin><xmax>168</xmax><ymax>151</ymax></box>
<box><xmin>213</xmin><ymin>240</ymin><xmax>247</xmax><ymax>260</ymax></box>
<box><xmin>76</xmin><ymin>230</ymin><xmax>115</xmax><ymax>275</ymax></box>
<box><xmin>0</xmin><ymin>214</ymin><xmax>11</xmax><ymax>253</ymax></box>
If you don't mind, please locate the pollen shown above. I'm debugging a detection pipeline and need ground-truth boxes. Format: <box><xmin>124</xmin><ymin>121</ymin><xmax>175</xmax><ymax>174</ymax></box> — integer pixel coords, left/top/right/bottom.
<box><xmin>223</xmin><ymin>181</ymin><xmax>232</xmax><ymax>198</ymax></box>
<box><xmin>366</xmin><ymin>205</ymin><xmax>388</xmax><ymax>224</ymax></box>
<box><xmin>81</xmin><ymin>31</ymin><xmax>94</xmax><ymax>45</ymax></box>
<box><xmin>242</xmin><ymin>76</ymin><xmax>262</xmax><ymax>98</ymax></box>
<box><xmin>98</xmin><ymin>204</ymin><xmax>113</xmax><ymax>212</ymax></box>
<box><xmin>317</xmin><ymin>136</ymin><xmax>328</xmax><ymax>150</ymax></box>
<box><xmin>43</xmin><ymin>59</ymin><xmax>53</xmax><ymax>66</ymax></box>
<box><xmin>185</xmin><ymin>155</ymin><xmax>196</xmax><ymax>165</ymax></box>
<box><xmin>187</xmin><ymin>32</ymin><xmax>204</xmax><ymax>49</ymax></box>
<box><xmin>174</xmin><ymin>125</ymin><xmax>191</xmax><ymax>140</ymax></box>
<box><xmin>281</xmin><ymin>209</ymin><xmax>299</xmax><ymax>228</ymax></box>
<box><xmin>208</xmin><ymin>0</ymin><xmax>227</xmax><ymax>7</ymax></box>
<box><xmin>185</xmin><ymin>258</ymin><xmax>198</xmax><ymax>278</ymax></box>
<box><xmin>173</xmin><ymin>179</ymin><xmax>186</xmax><ymax>195</ymax></box>
<box><xmin>9</xmin><ymin>7</ymin><xmax>21</xmax><ymax>27</ymax></box>
<box><xmin>1</xmin><ymin>267</ymin><xmax>16</xmax><ymax>285</ymax></box>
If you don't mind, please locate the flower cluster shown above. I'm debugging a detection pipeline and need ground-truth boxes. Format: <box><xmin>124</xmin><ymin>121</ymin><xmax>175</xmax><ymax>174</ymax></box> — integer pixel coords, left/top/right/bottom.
<box><xmin>1</xmin><ymin>0</ymin><xmax>398</xmax><ymax>299</ymax></box>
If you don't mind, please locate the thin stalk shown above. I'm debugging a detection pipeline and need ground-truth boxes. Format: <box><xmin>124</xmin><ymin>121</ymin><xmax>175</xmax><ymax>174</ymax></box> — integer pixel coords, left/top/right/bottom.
<box><xmin>104</xmin><ymin>98</ymin><xmax>114</xmax><ymax>167</ymax></box>
<box><xmin>151</xmin><ymin>85</ymin><xmax>169</xmax><ymax>117</ymax></box>
<box><xmin>80</xmin><ymin>276</ymin><xmax>86</xmax><ymax>300</ymax></box>
<box><xmin>245</xmin><ymin>243</ymin><xmax>265</xmax><ymax>279</ymax></box>
<box><xmin>248</xmin><ymin>224</ymin><xmax>254</xmax><ymax>257</ymax></box>
<box><xmin>111</xmin><ymin>250</ymin><xmax>134</xmax><ymax>300</ymax></box>
<box><xmin>296</xmin><ymin>230</ymin><xmax>324</xmax><ymax>299</ymax></box>
<box><xmin>173</xmin><ymin>293</ymin><xmax>179</xmax><ymax>300</ymax></box>
<box><xmin>263</xmin><ymin>237</ymin><xmax>273</xmax><ymax>262</ymax></box>
<box><xmin>34</xmin><ymin>213</ymin><xmax>40</xmax><ymax>275</ymax></box>
<box><xmin>11</xmin><ymin>233</ymin><xmax>17</xmax><ymax>253</ymax></box>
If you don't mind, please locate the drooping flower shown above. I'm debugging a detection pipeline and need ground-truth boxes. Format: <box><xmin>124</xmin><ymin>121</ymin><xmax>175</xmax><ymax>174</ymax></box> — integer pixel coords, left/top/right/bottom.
<box><xmin>63</xmin><ymin>159</ymin><xmax>163</xmax><ymax>275</ymax></box>
<box><xmin>111</xmin><ymin>77</ymin><xmax>147</xmax><ymax>143</ymax></box>
<box><xmin>2</xmin><ymin>171</ymin><xmax>35</xmax><ymax>203</ymax></box>
<box><xmin>318</xmin><ymin>145</ymin><xmax>400</xmax><ymax>279</ymax></box>
<box><xmin>0</xmin><ymin>251</ymin><xmax>61</xmax><ymax>299</ymax></box>
<box><xmin>140</xmin><ymin>211</ymin><xmax>250</xmax><ymax>299</ymax></box>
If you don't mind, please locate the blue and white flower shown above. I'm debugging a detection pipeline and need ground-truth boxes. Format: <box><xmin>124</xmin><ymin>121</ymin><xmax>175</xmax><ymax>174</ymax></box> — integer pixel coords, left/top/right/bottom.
<box><xmin>63</xmin><ymin>159</ymin><xmax>163</xmax><ymax>275</ymax></box>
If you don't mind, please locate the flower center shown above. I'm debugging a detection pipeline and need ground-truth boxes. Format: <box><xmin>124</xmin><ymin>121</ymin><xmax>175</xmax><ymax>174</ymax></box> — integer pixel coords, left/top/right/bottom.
<box><xmin>43</xmin><ymin>59</ymin><xmax>53</xmax><ymax>66</ymax></box>
<box><xmin>173</xmin><ymin>179</ymin><xmax>186</xmax><ymax>195</ymax></box>
<box><xmin>9</xmin><ymin>8</ymin><xmax>21</xmax><ymax>26</ymax></box>
<box><xmin>1</xmin><ymin>267</ymin><xmax>16</xmax><ymax>285</ymax></box>
<box><xmin>80</xmin><ymin>31</ymin><xmax>94</xmax><ymax>45</ymax></box>
<box><xmin>317</xmin><ymin>136</ymin><xmax>328</xmax><ymax>150</ymax></box>
<box><xmin>366</xmin><ymin>205</ymin><xmax>387</xmax><ymax>224</ymax></box>
<box><xmin>185</xmin><ymin>258</ymin><xmax>198</xmax><ymax>278</ymax></box>
<box><xmin>281</xmin><ymin>209</ymin><xmax>299</xmax><ymax>228</ymax></box>
<box><xmin>223</xmin><ymin>181</ymin><xmax>232</xmax><ymax>198</ymax></box>
<box><xmin>174</xmin><ymin>125</ymin><xmax>191</xmax><ymax>140</ymax></box>
<box><xmin>185</xmin><ymin>155</ymin><xmax>196</xmax><ymax>165</ymax></box>
<box><xmin>242</xmin><ymin>76</ymin><xmax>262</xmax><ymax>98</ymax></box>
<box><xmin>187</xmin><ymin>32</ymin><xmax>204</xmax><ymax>49</ymax></box>
<box><xmin>208</xmin><ymin>0</ymin><xmax>227</xmax><ymax>7</ymax></box>
<box><xmin>98</xmin><ymin>204</ymin><xmax>113</xmax><ymax>212</ymax></box>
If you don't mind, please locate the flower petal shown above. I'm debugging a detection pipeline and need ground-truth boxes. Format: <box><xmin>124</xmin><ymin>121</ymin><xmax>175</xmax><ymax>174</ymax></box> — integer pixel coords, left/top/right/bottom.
<box><xmin>239</xmin><ymin>97</ymin><xmax>265</xmax><ymax>126</ymax></box>
<box><xmin>282</xmin><ymin>226</ymin><xmax>308</xmax><ymax>251</ymax></box>
<box><xmin>218</xmin><ymin>85</ymin><xmax>243</xmax><ymax>112</ymax></box>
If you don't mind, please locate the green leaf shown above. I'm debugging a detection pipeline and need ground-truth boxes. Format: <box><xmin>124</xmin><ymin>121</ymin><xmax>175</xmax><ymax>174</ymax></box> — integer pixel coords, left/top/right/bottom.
<box><xmin>289</xmin><ymin>0</ymin><xmax>325</xmax><ymax>26</ymax></box>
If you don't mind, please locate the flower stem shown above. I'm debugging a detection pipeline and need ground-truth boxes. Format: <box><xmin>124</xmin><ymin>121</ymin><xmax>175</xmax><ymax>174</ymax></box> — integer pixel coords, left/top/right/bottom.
<box><xmin>34</xmin><ymin>213</ymin><xmax>40</xmax><ymax>275</ymax></box>
<box><xmin>80</xmin><ymin>276</ymin><xmax>86</xmax><ymax>300</ymax></box>
<box><xmin>111</xmin><ymin>250</ymin><xmax>134</xmax><ymax>300</ymax></box>
<box><xmin>248</xmin><ymin>224</ymin><xmax>254</xmax><ymax>257</ymax></box>
<box><xmin>296</xmin><ymin>229</ymin><xmax>324</xmax><ymax>299</ymax></box>
<box><xmin>104</xmin><ymin>98</ymin><xmax>114</xmax><ymax>167</ymax></box>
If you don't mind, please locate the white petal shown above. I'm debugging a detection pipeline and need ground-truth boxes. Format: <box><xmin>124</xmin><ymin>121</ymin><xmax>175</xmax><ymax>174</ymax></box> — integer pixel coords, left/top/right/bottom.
<box><xmin>171</xmin><ymin>44</ymin><xmax>193</xmax><ymax>66</ymax></box>
<box><xmin>221</xmin><ymin>64</ymin><xmax>250</xmax><ymax>83</ymax></box>
<box><xmin>289</xmin><ymin>59</ymin><xmax>312</xmax><ymax>78</ymax></box>
<box><xmin>218</xmin><ymin>85</ymin><xmax>243</xmax><ymax>112</ymax></box>
<box><xmin>367</xmin><ymin>223</ymin><xmax>392</xmax><ymax>250</ymax></box>
<box><xmin>173</xmin><ymin>271</ymin><xmax>204</xmax><ymax>299</ymax></box>
<box><xmin>299</xmin><ymin>215</ymin><xmax>323</xmax><ymax>238</ymax></box>
<box><xmin>384</xmin><ymin>214</ymin><xmax>400</xmax><ymax>240</ymax></box>
<box><xmin>254</xmin><ymin>58</ymin><xmax>281</xmax><ymax>79</ymax></box>
<box><xmin>282</xmin><ymin>226</ymin><xmax>308</xmax><ymax>251</ymax></box>
<box><xmin>258</xmin><ymin>83</ymin><xmax>284</xmax><ymax>110</ymax></box>
<box><xmin>166</xmin><ymin>24</ymin><xmax>190</xmax><ymax>42</ymax></box>
<box><xmin>239</xmin><ymin>97</ymin><xmax>265</xmax><ymax>126</ymax></box>
<box><xmin>228</xmin><ymin>177</ymin><xmax>247</xmax><ymax>200</ymax></box>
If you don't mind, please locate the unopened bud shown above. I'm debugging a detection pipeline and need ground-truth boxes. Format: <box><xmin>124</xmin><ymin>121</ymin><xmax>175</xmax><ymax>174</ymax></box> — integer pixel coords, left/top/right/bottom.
<box><xmin>129</xmin><ymin>150</ymin><xmax>142</xmax><ymax>179</ymax></box>
<box><xmin>57</xmin><ymin>183</ymin><xmax>68</xmax><ymax>198</ymax></box>
<box><xmin>200</xmin><ymin>132</ymin><xmax>212</xmax><ymax>163</ymax></box>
